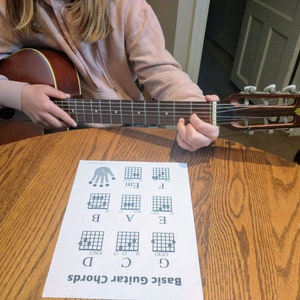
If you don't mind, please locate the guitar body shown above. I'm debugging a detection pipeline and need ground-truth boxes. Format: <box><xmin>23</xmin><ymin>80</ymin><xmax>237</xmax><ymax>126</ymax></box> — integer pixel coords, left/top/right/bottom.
<box><xmin>0</xmin><ymin>48</ymin><xmax>81</xmax><ymax>144</ymax></box>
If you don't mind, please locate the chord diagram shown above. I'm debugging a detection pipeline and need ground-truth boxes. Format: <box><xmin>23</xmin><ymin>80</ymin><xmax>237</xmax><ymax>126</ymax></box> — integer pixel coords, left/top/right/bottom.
<box><xmin>79</xmin><ymin>231</ymin><xmax>104</xmax><ymax>251</ymax></box>
<box><xmin>124</xmin><ymin>166</ymin><xmax>142</xmax><ymax>180</ymax></box>
<box><xmin>87</xmin><ymin>193</ymin><xmax>110</xmax><ymax>209</ymax></box>
<box><xmin>116</xmin><ymin>231</ymin><xmax>139</xmax><ymax>252</ymax></box>
<box><xmin>152</xmin><ymin>167</ymin><xmax>170</xmax><ymax>181</ymax></box>
<box><xmin>121</xmin><ymin>194</ymin><xmax>141</xmax><ymax>211</ymax></box>
<box><xmin>151</xmin><ymin>232</ymin><xmax>176</xmax><ymax>253</ymax></box>
<box><xmin>152</xmin><ymin>196</ymin><xmax>173</xmax><ymax>213</ymax></box>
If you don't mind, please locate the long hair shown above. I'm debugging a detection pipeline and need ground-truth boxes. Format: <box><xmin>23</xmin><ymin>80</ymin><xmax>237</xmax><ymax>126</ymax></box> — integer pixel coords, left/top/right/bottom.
<box><xmin>6</xmin><ymin>0</ymin><xmax>110</xmax><ymax>43</ymax></box>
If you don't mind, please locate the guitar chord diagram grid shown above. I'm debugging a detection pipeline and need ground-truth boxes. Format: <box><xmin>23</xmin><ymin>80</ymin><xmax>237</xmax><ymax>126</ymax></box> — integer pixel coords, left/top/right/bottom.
<box><xmin>79</xmin><ymin>231</ymin><xmax>104</xmax><ymax>251</ymax></box>
<box><xmin>121</xmin><ymin>194</ymin><xmax>141</xmax><ymax>211</ymax></box>
<box><xmin>116</xmin><ymin>231</ymin><xmax>140</xmax><ymax>252</ymax></box>
<box><xmin>152</xmin><ymin>232</ymin><xmax>176</xmax><ymax>253</ymax></box>
<box><xmin>152</xmin><ymin>196</ymin><xmax>173</xmax><ymax>213</ymax></box>
<box><xmin>87</xmin><ymin>193</ymin><xmax>110</xmax><ymax>210</ymax></box>
<box><xmin>87</xmin><ymin>193</ymin><xmax>173</xmax><ymax>213</ymax></box>
<box><xmin>123</xmin><ymin>166</ymin><xmax>171</xmax><ymax>182</ymax></box>
<box><xmin>152</xmin><ymin>167</ymin><xmax>170</xmax><ymax>181</ymax></box>
<box><xmin>124</xmin><ymin>166</ymin><xmax>142</xmax><ymax>180</ymax></box>
<box><xmin>82</xmin><ymin>166</ymin><xmax>176</xmax><ymax>254</ymax></box>
<box><xmin>78</xmin><ymin>230</ymin><xmax>176</xmax><ymax>254</ymax></box>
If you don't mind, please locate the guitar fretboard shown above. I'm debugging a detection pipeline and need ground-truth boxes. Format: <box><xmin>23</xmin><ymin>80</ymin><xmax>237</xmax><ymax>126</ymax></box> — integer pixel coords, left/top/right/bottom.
<box><xmin>53</xmin><ymin>98</ymin><xmax>216</xmax><ymax>126</ymax></box>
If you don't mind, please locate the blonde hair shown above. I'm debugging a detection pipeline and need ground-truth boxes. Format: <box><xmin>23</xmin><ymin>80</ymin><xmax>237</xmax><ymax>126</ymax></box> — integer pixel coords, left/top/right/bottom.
<box><xmin>6</xmin><ymin>0</ymin><xmax>110</xmax><ymax>43</ymax></box>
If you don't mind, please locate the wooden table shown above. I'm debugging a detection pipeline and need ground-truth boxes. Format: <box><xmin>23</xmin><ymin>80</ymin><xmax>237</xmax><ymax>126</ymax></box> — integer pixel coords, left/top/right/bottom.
<box><xmin>0</xmin><ymin>127</ymin><xmax>299</xmax><ymax>300</ymax></box>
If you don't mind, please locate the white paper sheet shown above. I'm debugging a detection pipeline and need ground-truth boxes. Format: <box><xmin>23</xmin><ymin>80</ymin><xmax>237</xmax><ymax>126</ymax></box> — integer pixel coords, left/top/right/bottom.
<box><xmin>43</xmin><ymin>160</ymin><xmax>203</xmax><ymax>300</ymax></box>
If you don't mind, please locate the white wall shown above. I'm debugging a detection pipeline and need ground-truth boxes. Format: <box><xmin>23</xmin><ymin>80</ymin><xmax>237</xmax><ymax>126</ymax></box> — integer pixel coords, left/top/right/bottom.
<box><xmin>148</xmin><ymin>0</ymin><xmax>210</xmax><ymax>83</ymax></box>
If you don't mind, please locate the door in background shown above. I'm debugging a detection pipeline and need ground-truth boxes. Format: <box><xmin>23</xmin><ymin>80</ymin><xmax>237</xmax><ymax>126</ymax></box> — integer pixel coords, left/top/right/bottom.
<box><xmin>231</xmin><ymin>0</ymin><xmax>300</xmax><ymax>91</ymax></box>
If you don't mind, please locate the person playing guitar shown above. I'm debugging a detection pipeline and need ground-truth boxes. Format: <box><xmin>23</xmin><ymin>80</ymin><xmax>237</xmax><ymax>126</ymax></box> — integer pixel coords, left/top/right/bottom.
<box><xmin>0</xmin><ymin>0</ymin><xmax>219</xmax><ymax>151</ymax></box>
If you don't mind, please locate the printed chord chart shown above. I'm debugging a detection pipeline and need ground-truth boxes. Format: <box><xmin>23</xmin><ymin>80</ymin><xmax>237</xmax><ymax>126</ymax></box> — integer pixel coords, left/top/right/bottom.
<box><xmin>116</xmin><ymin>231</ymin><xmax>139</xmax><ymax>252</ymax></box>
<box><xmin>152</xmin><ymin>196</ymin><xmax>173</xmax><ymax>213</ymax></box>
<box><xmin>152</xmin><ymin>167</ymin><xmax>170</xmax><ymax>181</ymax></box>
<box><xmin>121</xmin><ymin>194</ymin><xmax>141</xmax><ymax>211</ymax></box>
<box><xmin>44</xmin><ymin>161</ymin><xmax>204</xmax><ymax>300</ymax></box>
<box><xmin>124</xmin><ymin>166</ymin><xmax>142</xmax><ymax>180</ymax></box>
<box><xmin>151</xmin><ymin>232</ymin><xmax>176</xmax><ymax>253</ymax></box>
<box><xmin>78</xmin><ymin>231</ymin><xmax>104</xmax><ymax>251</ymax></box>
<box><xmin>87</xmin><ymin>193</ymin><xmax>110</xmax><ymax>209</ymax></box>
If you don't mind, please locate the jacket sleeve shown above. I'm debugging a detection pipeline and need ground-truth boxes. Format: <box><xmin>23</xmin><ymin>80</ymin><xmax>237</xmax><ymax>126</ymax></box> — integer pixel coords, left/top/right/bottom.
<box><xmin>123</xmin><ymin>0</ymin><xmax>205</xmax><ymax>101</ymax></box>
<box><xmin>0</xmin><ymin>78</ymin><xmax>27</xmax><ymax>110</ymax></box>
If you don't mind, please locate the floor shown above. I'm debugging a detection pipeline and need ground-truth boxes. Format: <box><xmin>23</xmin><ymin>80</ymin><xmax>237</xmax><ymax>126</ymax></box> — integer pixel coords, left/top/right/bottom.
<box><xmin>198</xmin><ymin>37</ymin><xmax>300</xmax><ymax>163</ymax></box>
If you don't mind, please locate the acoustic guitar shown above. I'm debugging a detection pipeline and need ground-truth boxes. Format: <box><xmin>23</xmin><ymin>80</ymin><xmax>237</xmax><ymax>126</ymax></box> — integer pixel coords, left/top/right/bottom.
<box><xmin>0</xmin><ymin>48</ymin><xmax>299</xmax><ymax>144</ymax></box>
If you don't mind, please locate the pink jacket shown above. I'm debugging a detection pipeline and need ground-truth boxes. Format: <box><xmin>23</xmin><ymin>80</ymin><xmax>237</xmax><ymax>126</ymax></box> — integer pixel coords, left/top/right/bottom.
<box><xmin>0</xmin><ymin>0</ymin><xmax>204</xmax><ymax>110</ymax></box>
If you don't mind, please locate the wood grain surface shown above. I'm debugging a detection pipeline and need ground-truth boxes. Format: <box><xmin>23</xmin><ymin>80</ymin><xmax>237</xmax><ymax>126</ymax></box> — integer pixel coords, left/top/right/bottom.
<box><xmin>0</xmin><ymin>127</ymin><xmax>299</xmax><ymax>300</ymax></box>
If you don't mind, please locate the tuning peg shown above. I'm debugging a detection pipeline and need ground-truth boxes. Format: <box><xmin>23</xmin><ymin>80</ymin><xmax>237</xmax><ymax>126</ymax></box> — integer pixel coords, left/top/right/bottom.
<box><xmin>244</xmin><ymin>86</ymin><xmax>257</xmax><ymax>93</ymax></box>
<box><xmin>283</xmin><ymin>84</ymin><xmax>297</xmax><ymax>93</ymax></box>
<box><xmin>287</xmin><ymin>128</ymin><xmax>295</xmax><ymax>135</ymax></box>
<box><xmin>264</xmin><ymin>84</ymin><xmax>277</xmax><ymax>93</ymax></box>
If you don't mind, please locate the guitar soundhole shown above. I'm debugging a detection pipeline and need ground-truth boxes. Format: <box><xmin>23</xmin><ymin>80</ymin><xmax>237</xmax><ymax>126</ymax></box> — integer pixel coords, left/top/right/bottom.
<box><xmin>0</xmin><ymin>108</ymin><xmax>15</xmax><ymax>120</ymax></box>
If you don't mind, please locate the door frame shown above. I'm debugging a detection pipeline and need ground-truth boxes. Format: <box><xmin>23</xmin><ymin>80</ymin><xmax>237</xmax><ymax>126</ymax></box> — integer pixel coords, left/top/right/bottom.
<box><xmin>173</xmin><ymin>0</ymin><xmax>210</xmax><ymax>83</ymax></box>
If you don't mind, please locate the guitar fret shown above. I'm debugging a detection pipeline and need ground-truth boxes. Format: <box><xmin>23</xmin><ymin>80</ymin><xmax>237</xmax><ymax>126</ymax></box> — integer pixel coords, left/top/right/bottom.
<box><xmin>111</xmin><ymin>101</ymin><xmax>122</xmax><ymax>124</ymax></box>
<box><xmin>159</xmin><ymin>102</ymin><xmax>176</xmax><ymax>126</ymax></box>
<box><xmin>99</xmin><ymin>100</ymin><xmax>103</xmax><ymax>123</ymax></box>
<box><xmin>90</xmin><ymin>99</ymin><xmax>94</xmax><ymax>124</ymax></box>
<box><xmin>119</xmin><ymin>100</ymin><xmax>123</xmax><ymax>124</ymax></box>
<box><xmin>109</xmin><ymin>100</ymin><xmax>112</xmax><ymax>124</ymax></box>
<box><xmin>131</xmin><ymin>101</ymin><xmax>134</xmax><ymax>124</ymax></box>
<box><xmin>144</xmin><ymin>101</ymin><xmax>147</xmax><ymax>125</ymax></box>
<box><xmin>157</xmin><ymin>102</ymin><xmax>161</xmax><ymax>125</ymax></box>
<box><xmin>82</xmin><ymin>99</ymin><xmax>86</xmax><ymax>123</ymax></box>
<box><xmin>74</xmin><ymin>101</ymin><xmax>79</xmax><ymax>122</ymax></box>
<box><xmin>173</xmin><ymin>102</ymin><xmax>176</xmax><ymax>125</ymax></box>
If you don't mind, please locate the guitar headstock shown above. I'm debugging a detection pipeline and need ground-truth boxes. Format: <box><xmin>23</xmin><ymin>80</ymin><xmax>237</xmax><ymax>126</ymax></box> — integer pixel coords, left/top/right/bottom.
<box><xmin>220</xmin><ymin>84</ymin><xmax>300</xmax><ymax>133</ymax></box>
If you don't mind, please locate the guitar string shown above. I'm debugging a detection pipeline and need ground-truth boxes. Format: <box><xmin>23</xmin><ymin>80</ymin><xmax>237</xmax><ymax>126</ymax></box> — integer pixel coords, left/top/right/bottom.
<box><xmin>53</xmin><ymin>101</ymin><xmax>296</xmax><ymax>120</ymax></box>
<box><xmin>1</xmin><ymin>101</ymin><xmax>297</xmax><ymax>125</ymax></box>
<box><xmin>1</xmin><ymin>102</ymin><xmax>294</xmax><ymax>117</ymax></box>
<box><xmin>53</xmin><ymin>101</ymin><xmax>296</xmax><ymax>113</ymax></box>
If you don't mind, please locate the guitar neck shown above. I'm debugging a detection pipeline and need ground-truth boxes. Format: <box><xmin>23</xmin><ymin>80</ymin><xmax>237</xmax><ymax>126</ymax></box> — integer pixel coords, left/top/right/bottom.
<box><xmin>54</xmin><ymin>98</ymin><xmax>217</xmax><ymax>126</ymax></box>
<box><xmin>53</xmin><ymin>95</ymin><xmax>300</xmax><ymax>131</ymax></box>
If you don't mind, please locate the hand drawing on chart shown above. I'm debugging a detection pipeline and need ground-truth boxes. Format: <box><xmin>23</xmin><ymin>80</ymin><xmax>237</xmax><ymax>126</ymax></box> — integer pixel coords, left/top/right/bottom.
<box><xmin>89</xmin><ymin>166</ymin><xmax>116</xmax><ymax>187</ymax></box>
